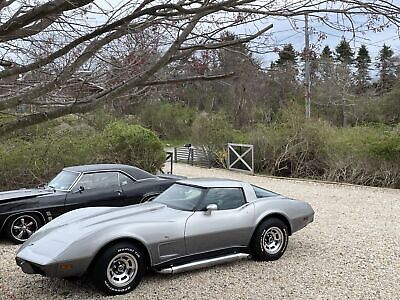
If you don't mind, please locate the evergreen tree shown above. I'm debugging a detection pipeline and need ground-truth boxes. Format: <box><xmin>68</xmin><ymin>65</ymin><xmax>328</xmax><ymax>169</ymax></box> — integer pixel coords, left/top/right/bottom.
<box><xmin>319</xmin><ymin>45</ymin><xmax>334</xmax><ymax>81</ymax></box>
<box><xmin>275</xmin><ymin>43</ymin><xmax>297</xmax><ymax>83</ymax></box>
<box><xmin>355</xmin><ymin>44</ymin><xmax>371</xmax><ymax>93</ymax></box>
<box><xmin>377</xmin><ymin>44</ymin><xmax>395</xmax><ymax>91</ymax></box>
<box><xmin>276</xmin><ymin>44</ymin><xmax>297</xmax><ymax>65</ymax></box>
<box><xmin>335</xmin><ymin>38</ymin><xmax>354</xmax><ymax>64</ymax></box>
<box><xmin>321</xmin><ymin>45</ymin><xmax>333</xmax><ymax>59</ymax></box>
<box><xmin>335</xmin><ymin>39</ymin><xmax>354</xmax><ymax>127</ymax></box>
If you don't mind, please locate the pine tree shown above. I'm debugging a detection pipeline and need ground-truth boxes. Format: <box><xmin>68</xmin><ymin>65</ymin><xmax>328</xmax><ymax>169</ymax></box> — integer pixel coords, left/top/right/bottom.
<box><xmin>319</xmin><ymin>45</ymin><xmax>334</xmax><ymax>81</ymax></box>
<box><xmin>335</xmin><ymin>38</ymin><xmax>354</xmax><ymax>64</ymax></box>
<box><xmin>276</xmin><ymin>44</ymin><xmax>297</xmax><ymax>66</ymax></box>
<box><xmin>275</xmin><ymin>43</ymin><xmax>297</xmax><ymax>84</ymax></box>
<box><xmin>355</xmin><ymin>44</ymin><xmax>371</xmax><ymax>93</ymax></box>
<box><xmin>377</xmin><ymin>44</ymin><xmax>395</xmax><ymax>91</ymax></box>
<box><xmin>321</xmin><ymin>45</ymin><xmax>333</xmax><ymax>60</ymax></box>
<box><xmin>335</xmin><ymin>39</ymin><xmax>354</xmax><ymax>127</ymax></box>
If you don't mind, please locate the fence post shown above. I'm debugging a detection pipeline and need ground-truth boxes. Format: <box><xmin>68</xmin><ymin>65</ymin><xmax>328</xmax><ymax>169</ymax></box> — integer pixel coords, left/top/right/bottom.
<box><xmin>190</xmin><ymin>148</ymin><xmax>194</xmax><ymax>166</ymax></box>
<box><xmin>174</xmin><ymin>147</ymin><xmax>177</xmax><ymax>163</ymax></box>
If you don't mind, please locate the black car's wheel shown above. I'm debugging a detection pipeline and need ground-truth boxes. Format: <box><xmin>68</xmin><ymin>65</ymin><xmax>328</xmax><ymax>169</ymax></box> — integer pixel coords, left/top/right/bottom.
<box><xmin>251</xmin><ymin>218</ymin><xmax>289</xmax><ymax>261</ymax></box>
<box><xmin>92</xmin><ymin>242</ymin><xmax>145</xmax><ymax>295</ymax></box>
<box><xmin>6</xmin><ymin>214</ymin><xmax>42</xmax><ymax>244</ymax></box>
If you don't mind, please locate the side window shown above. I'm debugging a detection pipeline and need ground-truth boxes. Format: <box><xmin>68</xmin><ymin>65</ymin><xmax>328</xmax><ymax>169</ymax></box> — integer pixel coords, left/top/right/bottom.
<box><xmin>119</xmin><ymin>173</ymin><xmax>135</xmax><ymax>187</ymax></box>
<box><xmin>252</xmin><ymin>185</ymin><xmax>277</xmax><ymax>198</ymax></box>
<box><xmin>199</xmin><ymin>188</ymin><xmax>246</xmax><ymax>211</ymax></box>
<box><xmin>74</xmin><ymin>172</ymin><xmax>119</xmax><ymax>191</ymax></box>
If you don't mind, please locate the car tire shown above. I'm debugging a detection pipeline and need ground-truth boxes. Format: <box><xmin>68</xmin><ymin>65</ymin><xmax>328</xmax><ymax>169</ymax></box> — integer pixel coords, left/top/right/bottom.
<box><xmin>92</xmin><ymin>242</ymin><xmax>145</xmax><ymax>295</ymax></box>
<box><xmin>5</xmin><ymin>214</ymin><xmax>42</xmax><ymax>244</ymax></box>
<box><xmin>251</xmin><ymin>218</ymin><xmax>289</xmax><ymax>261</ymax></box>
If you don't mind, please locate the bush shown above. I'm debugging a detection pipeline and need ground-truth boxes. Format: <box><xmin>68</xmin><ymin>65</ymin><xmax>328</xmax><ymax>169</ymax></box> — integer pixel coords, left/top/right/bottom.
<box><xmin>322</xmin><ymin>124</ymin><xmax>400</xmax><ymax>187</ymax></box>
<box><xmin>0</xmin><ymin>121</ymin><xmax>165</xmax><ymax>190</ymax></box>
<box><xmin>101</xmin><ymin>122</ymin><xmax>165</xmax><ymax>173</ymax></box>
<box><xmin>245</xmin><ymin>120</ymin><xmax>330</xmax><ymax>177</ymax></box>
<box><xmin>139</xmin><ymin>102</ymin><xmax>195</xmax><ymax>140</ymax></box>
<box><xmin>191</xmin><ymin>113</ymin><xmax>234</xmax><ymax>148</ymax></box>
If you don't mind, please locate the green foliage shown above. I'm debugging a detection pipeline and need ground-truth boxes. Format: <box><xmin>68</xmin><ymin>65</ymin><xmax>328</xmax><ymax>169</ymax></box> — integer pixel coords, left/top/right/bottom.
<box><xmin>356</xmin><ymin>45</ymin><xmax>371</xmax><ymax>64</ymax></box>
<box><xmin>0</xmin><ymin>122</ymin><xmax>165</xmax><ymax>190</ymax></box>
<box><xmin>355</xmin><ymin>45</ymin><xmax>371</xmax><ymax>92</ymax></box>
<box><xmin>101</xmin><ymin>122</ymin><xmax>165</xmax><ymax>173</ymax></box>
<box><xmin>226</xmin><ymin>104</ymin><xmax>400</xmax><ymax>188</ymax></box>
<box><xmin>139</xmin><ymin>102</ymin><xmax>195</xmax><ymax>140</ymax></box>
<box><xmin>335</xmin><ymin>38</ymin><xmax>354</xmax><ymax>64</ymax></box>
<box><xmin>191</xmin><ymin>113</ymin><xmax>234</xmax><ymax>147</ymax></box>
<box><xmin>244</xmin><ymin>110</ymin><xmax>331</xmax><ymax>177</ymax></box>
<box><xmin>354</xmin><ymin>84</ymin><xmax>400</xmax><ymax>124</ymax></box>
<box><xmin>377</xmin><ymin>44</ymin><xmax>396</xmax><ymax>91</ymax></box>
<box><xmin>379</xmin><ymin>44</ymin><xmax>394</xmax><ymax>61</ymax></box>
<box><xmin>276</xmin><ymin>44</ymin><xmax>297</xmax><ymax>66</ymax></box>
<box><xmin>321</xmin><ymin>45</ymin><xmax>333</xmax><ymax>59</ymax></box>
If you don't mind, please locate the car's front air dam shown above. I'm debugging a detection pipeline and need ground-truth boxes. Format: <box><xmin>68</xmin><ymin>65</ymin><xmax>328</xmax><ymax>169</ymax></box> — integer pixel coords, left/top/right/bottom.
<box><xmin>16</xmin><ymin>257</ymin><xmax>57</xmax><ymax>276</ymax></box>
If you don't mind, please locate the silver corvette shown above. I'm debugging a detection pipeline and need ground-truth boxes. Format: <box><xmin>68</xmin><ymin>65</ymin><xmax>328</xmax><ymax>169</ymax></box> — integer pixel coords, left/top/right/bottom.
<box><xmin>16</xmin><ymin>178</ymin><xmax>314</xmax><ymax>295</ymax></box>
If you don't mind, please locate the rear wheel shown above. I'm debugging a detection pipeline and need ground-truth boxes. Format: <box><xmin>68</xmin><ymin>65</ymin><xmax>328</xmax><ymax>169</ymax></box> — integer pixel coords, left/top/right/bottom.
<box><xmin>6</xmin><ymin>214</ymin><xmax>42</xmax><ymax>244</ymax></box>
<box><xmin>92</xmin><ymin>242</ymin><xmax>145</xmax><ymax>295</ymax></box>
<box><xmin>251</xmin><ymin>218</ymin><xmax>289</xmax><ymax>261</ymax></box>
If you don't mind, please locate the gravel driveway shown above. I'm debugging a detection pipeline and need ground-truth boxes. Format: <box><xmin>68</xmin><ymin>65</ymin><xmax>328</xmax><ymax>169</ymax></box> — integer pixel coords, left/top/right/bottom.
<box><xmin>1</xmin><ymin>164</ymin><xmax>399</xmax><ymax>299</ymax></box>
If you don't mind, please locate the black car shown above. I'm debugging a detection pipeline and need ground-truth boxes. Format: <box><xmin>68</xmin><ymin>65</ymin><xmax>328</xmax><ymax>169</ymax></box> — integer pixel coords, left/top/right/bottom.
<box><xmin>0</xmin><ymin>164</ymin><xmax>180</xmax><ymax>243</ymax></box>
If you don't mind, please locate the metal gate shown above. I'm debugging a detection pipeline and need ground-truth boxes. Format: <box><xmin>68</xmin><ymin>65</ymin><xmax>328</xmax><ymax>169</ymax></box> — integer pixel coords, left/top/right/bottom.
<box><xmin>174</xmin><ymin>146</ymin><xmax>213</xmax><ymax>168</ymax></box>
<box><xmin>227</xmin><ymin>143</ymin><xmax>254</xmax><ymax>174</ymax></box>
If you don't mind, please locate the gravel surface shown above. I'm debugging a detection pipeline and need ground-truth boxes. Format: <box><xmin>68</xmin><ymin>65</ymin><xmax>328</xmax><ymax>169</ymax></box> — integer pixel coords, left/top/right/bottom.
<box><xmin>1</xmin><ymin>164</ymin><xmax>399</xmax><ymax>299</ymax></box>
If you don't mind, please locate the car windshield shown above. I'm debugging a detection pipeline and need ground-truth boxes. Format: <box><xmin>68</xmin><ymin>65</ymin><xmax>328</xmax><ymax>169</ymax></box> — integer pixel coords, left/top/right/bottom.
<box><xmin>47</xmin><ymin>171</ymin><xmax>80</xmax><ymax>191</ymax></box>
<box><xmin>153</xmin><ymin>184</ymin><xmax>205</xmax><ymax>211</ymax></box>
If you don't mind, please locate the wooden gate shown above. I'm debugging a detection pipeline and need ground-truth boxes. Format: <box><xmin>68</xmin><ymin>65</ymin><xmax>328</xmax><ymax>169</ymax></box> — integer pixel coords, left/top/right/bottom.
<box><xmin>227</xmin><ymin>143</ymin><xmax>254</xmax><ymax>174</ymax></box>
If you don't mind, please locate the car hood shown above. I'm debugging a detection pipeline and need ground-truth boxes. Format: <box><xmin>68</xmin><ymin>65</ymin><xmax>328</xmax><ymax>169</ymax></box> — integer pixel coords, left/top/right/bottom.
<box><xmin>0</xmin><ymin>188</ymin><xmax>55</xmax><ymax>203</ymax></box>
<box><xmin>17</xmin><ymin>202</ymin><xmax>188</xmax><ymax>264</ymax></box>
<box><xmin>25</xmin><ymin>202</ymin><xmax>182</xmax><ymax>242</ymax></box>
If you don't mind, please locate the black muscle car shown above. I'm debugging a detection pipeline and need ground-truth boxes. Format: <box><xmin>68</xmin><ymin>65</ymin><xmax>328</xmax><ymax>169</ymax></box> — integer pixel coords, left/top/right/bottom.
<box><xmin>0</xmin><ymin>164</ymin><xmax>180</xmax><ymax>243</ymax></box>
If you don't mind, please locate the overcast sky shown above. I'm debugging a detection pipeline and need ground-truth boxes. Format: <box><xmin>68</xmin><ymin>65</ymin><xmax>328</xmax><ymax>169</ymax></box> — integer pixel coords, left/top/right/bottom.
<box><xmin>246</xmin><ymin>16</ymin><xmax>400</xmax><ymax>67</ymax></box>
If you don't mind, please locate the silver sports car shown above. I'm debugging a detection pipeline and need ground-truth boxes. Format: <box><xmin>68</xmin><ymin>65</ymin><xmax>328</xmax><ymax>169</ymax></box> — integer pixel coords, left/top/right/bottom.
<box><xmin>16</xmin><ymin>178</ymin><xmax>314</xmax><ymax>295</ymax></box>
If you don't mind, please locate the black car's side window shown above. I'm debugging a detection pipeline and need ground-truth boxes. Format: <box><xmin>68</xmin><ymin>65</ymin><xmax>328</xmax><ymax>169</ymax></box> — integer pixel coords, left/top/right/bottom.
<box><xmin>118</xmin><ymin>173</ymin><xmax>135</xmax><ymax>186</ymax></box>
<box><xmin>74</xmin><ymin>172</ymin><xmax>120</xmax><ymax>191</ymax></box>
<box><xmin>199</xmin><ymin>188</ymin><xmax>246</xmax><ymax>211</ymax></box>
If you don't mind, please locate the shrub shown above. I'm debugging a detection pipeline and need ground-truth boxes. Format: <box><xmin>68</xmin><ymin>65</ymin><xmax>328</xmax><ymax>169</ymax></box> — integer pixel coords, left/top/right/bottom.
<box><xmin>191</xmin><ymin>113</ymin><xmax>234</xmax><ymax>148</ymax></box>
<box><xmin>101</xmin><ymin>122</ymin><xmax>165</xmax><ymax>173</ymax></box>
<box><xmin>0</xmin><ymin>121</ymin><xmax>165</xmax><ymax>190</ymax></box>
<box><xmin>245</xmin><ymin>120</ymin><xmax>330</xmax><ymax>177</ymax></box>
<box><xmin>139</xmin><ymin>102</ymin><xmax>196</xmax><ymax>140</ymax></box>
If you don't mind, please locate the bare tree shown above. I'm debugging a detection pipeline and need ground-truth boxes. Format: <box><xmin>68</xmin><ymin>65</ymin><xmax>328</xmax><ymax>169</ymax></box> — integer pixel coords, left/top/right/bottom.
<box><xmin>0</xmin><ymin>0</ymin><xmax>399</xmax><ymax>136</ymax></box>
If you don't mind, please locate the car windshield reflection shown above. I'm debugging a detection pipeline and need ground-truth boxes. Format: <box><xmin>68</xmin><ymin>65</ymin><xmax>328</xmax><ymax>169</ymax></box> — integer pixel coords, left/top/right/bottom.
<box><xmin>47</xmin><ymin>171</ymin><xmax>80</xmax><ymax>191</ymax></box>
<box><xmin>153</xmin><ymin>184</ymin><xmax>205</xmax><ymax>211</ymax></box>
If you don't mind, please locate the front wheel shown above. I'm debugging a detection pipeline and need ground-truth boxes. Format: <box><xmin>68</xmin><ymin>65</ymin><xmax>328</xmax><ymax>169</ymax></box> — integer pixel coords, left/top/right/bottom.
<box><xmin>91</xmin><ymin>242</ymin><xmax>145</xmax><ymax>295</ymax></box>
<box><xmin>6</xmin><ymin>214</ymin><xmax>42</xmax><ymax>244</ymax></box>
<box><xmin>251</xmin><ymin>218</ymin><xmax>289</xmax><ymax>261</ymax></box>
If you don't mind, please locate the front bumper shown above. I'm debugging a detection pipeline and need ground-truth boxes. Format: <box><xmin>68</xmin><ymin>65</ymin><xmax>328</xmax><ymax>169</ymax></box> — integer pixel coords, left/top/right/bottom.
<box><xmin>16</xmin><ymin>257</ymin><xmax>57</xmax><ymax>277</ymax></box>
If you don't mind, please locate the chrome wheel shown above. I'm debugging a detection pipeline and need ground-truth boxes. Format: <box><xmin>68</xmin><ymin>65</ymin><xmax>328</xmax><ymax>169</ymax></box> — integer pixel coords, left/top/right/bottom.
<box><xmin>11</xmin><ymin>215</ymin><xmax>38</xmax><ymax>242</ymax></box>
<box><xmin>262</xmin><ymin>226</ymin><xmax>284</xmax><ymax>255</ymax></box>
<box><xmin>106</xmin><ymin>253</ymin><xmax>138</xmax><ymax>287</ymax></box>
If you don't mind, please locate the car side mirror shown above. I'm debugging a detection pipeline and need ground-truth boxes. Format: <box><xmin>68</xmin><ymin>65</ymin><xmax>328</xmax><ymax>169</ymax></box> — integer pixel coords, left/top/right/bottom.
<box><xmin>205</xmin><ymin>204</ymin><xmax>218</xmax><ymax>214</ymax></box>
<box><xmin>77</xmin><ymin>186</ymin><xmax>85</xmax><ymax>193</ymax></box>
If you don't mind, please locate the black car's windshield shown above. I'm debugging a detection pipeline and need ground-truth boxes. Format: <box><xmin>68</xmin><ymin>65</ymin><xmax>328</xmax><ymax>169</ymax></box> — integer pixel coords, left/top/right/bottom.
<box><xmin>47</xmin><ymin>171</ymin><xmax>80</xmax><ymax>191</ymax></box>
<box><xmin>153</xmin><ymin>184</ymin><xmax>205</xmax><ymax>211</ymax></box>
